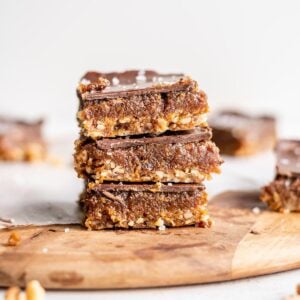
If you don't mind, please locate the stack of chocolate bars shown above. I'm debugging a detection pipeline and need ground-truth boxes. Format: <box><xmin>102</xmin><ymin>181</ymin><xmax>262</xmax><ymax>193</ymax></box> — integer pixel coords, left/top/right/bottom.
<box><xmin>74</xmin><ymin>70</ymin><xmax>222</xmax><ymax>229</ymax></box>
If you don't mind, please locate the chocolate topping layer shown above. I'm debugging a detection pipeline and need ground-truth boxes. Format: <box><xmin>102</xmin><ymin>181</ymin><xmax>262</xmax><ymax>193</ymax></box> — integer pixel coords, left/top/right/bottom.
<box><xmin>88</xmin><ymin>182</ymin><xmax>205</xmax><ymax>193</ymax></box>
<box><xmin>93</xmin><ymin>127</ymin><xmax>212</xmax><ymax>150</ymax></box>
<box><xmin>79</xmin><ymin>70</ymin><xmax>187</xmax><ymax>100</ymax></box>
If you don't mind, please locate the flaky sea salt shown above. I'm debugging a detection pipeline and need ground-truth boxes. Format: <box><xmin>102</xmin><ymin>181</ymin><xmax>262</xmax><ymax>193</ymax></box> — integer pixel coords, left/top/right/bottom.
<box><xmin>112</xmin><ymin>77</ymin><xmax>120</xmax><ymax>86</ymax></box>
<box><xmin>128</xmin><ymin>221</ymin><xmax>134</xmax><ymax>227</ymax></box>
<box><xmin>252</xmin><ymin>207</ymin><xmax>261</xmax><ymax>214</ymax></box>
<box><xmin>64</xmin><ymin>227</ymin><xmax>70</xmax><ymax>233</ymax></box>
<box><xmin>81</xmin><ymin>78</ymin><xmax>91</xmax><ymax>85</ymax></box>
<box><xmin>42</xmin><ymin>247</ymin><xmax>48</xmax><ymax>253</ymax></box>
<box><xmin>136</xmin><ymin>70</ymin><xmax>146</xmax><ymax>82</ymax></box>
<box><xmin>280</xmin><ymin>158</ymin><xmax>289</xmax><ymax>165</ymax></box>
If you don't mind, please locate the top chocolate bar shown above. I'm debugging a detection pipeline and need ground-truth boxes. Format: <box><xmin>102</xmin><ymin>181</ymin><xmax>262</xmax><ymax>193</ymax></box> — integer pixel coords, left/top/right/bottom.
<box><xmin>77</xmin><ymin>70</ymin><xmax>208</xmax><ymax>138</ymax></box>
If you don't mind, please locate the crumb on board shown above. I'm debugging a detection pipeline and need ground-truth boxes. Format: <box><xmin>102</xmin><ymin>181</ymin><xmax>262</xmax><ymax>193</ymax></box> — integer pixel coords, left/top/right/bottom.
<box><xmin>7</xmin><ymin>231</ymin><xmax>21</xmax><ymax>246</ymax></box>
<box><xmin>26</xmin><ymin>280</ymin><xmax>45</xmax><ymax>300</ymax></box>
<box><xmin>158</xmin><ymin>225</ymin><xmax>166</xmax><ymax>231</ymax></box>
<box><xmin>4</xmin><ymin>286</ymin><xmax>21</xmax><ymax>300</ymax></box>
<box><xmin>64</xmin><ymin>227</ymin><xmax>70</xmax><ymax>233</ymax></box>
<box><xmin>5</xmin><ymin>280</ymin><xmax>45</xmax><ymax>300</ymax></box>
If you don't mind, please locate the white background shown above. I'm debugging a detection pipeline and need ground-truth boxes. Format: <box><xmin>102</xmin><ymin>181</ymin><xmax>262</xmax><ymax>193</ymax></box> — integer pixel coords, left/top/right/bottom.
<box><xmin>0</xmin><ymin>0</ymin><xmax>300</xmax><ymax>299</ymax></box>
<box><xmin>0</xmin><ymin>0</ymin><xmax>300</xmax><ymax>137</ymax></box>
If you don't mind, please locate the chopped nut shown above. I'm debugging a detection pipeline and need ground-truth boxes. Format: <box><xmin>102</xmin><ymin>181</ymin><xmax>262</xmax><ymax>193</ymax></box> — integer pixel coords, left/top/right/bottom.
<box><xmin>179</xmin><ymin>116</ymin><xmax>191</xmax><ymax>124</ymax></box>
<box><xmin>109</xmin><ymin>161</ymin><xmax>116</xmax><ymax>169</ymax></box>
<box><xmin>5</xmin><ymin>280</ymin><xmax>45</xmax><ymax>300</ymax></box>
<box><xmin>136</xmin><ymin>217</ymin><xmax>144</xmax><ymax>224</ymax></box>
<box><xmin>175</xmin><ymin>170</ymin><xmax>186</xmax><ymax>179</ymax></box>
<box><xmin>96</xmin><ymin>121</ymin><xmax>105</xmax><ymax>130</ymax></box>
<box><xmin>190</xmin><ymin>169</ymin><xmax>201</xmax><ymax>177</ymax></box>
<box><xmin>183</xmin><ymin>210</ymin><xmax>193</xmax><ymax>219</ymax></box>
<box><xmin>7</xmin><ymin>231</ymin><xmax>21</xmax><ymax>246</ymax></box>
<box><xmin>155</xmin><ymin>218</ymin><xmax>164</xmax><ymax>227</ymax></box>
<box><xmin>194</xmin><ymin>113</ymin><xmax>207</xmax><ymax>124</ymax></box>
<box><xmin>113</xmin><ymin>166</ymin><xmax>125</xmax><ymax>174</ymax></box>
<box><xmin>155</xmin><ymin>171</ymin><xmax>165</xmax><ymax>179</ymax></box>
<box><xmin>26</xmin><ymin>280</ymin><xmax>45</xmax><ymax>300</ymax></box>
<box><xmin>119</xmin><ymin>117</ymin><xmax>131</xmax><ymax>124</ymax></box>
<box><xmin>5</xmin><ymin>286</ymin><xmax>21</xmax><ymax>300</ymax></box>
<box><xmin>156</xmin><ymin>118</ymin><xmax>168</xmax><ymax>131</ymax></box>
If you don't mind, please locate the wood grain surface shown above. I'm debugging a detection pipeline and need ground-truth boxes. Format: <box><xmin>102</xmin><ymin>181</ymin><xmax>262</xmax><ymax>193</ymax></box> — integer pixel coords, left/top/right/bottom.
<box><xmin>0</xmin><ymin>190</ymin><xmax>299</xmax><ymax>289</ymax></box>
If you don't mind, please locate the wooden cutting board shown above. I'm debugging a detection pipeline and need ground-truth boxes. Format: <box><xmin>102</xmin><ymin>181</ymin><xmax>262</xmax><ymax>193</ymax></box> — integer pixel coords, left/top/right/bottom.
<box><xmin>0</xmin><ymin>190</ymin><xmax>300</xmax><ymax>289</ymax></box>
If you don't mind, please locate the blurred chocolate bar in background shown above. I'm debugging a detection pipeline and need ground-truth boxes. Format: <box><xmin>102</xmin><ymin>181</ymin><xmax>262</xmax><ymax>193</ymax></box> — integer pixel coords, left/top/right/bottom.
<box><xmin>210</xmin><ymin>110</ymin><xmax>276</xmax><ymax>156</ymax></box>
<box><xmin>0</xmin><ymin>117</ymin><xmax>46</xmax><ymax>161</ymax></box>
<box><xmin>261</xmin><ymin>139</ymin><xmax>300</xmax><ymax>212</ymax></box>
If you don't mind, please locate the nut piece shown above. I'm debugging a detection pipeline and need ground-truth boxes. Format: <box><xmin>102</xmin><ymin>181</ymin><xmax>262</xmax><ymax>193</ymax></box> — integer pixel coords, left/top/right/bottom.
<box><xmin>26</xmin><ymin>280</ymin><xmax>45</xmax><ymax>300</ymax></box>
<box><xmin>5</xmin><ymin>286</ymin><xmax>22</xmax><ymax>300</ymax></box>
<box><xmin>4</xmin><ymin>280</ymin><xmax>45</xmax><ymax>300</ymax></box>
<box><xmin>7</xmin><ymin>231</ymin><xmax>21</xmax><ymax>246</ymax></box>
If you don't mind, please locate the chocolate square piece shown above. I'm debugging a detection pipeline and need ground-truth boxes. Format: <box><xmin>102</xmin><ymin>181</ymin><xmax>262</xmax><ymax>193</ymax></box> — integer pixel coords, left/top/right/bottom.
<box><xmin>260</xmin><ymin>140</ymin><xmax>300</xmax><ymax>212</ymax></box>
<box><xmin>0</xmin><ymin>118</ymin><xmax>46</xmax><ymax>161</ymax></box>
<box><xmin>77</xmin><ymin>70</ymin><xmax>208</xmax><ymax>138</ymax></box>
<box><xmin>210</xmin><ymin>110</ymin><xmax>276</xmax><ymax>156</ymax></box>
<box><xmin>81</xmin><ymin>182</ymin><xmax>211</xmax><ymax>229</ymax></box>
<box><xmin>74</xmin><ymin>127</ymin><xmax>222</xmax><ymax>183</ymax></box>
